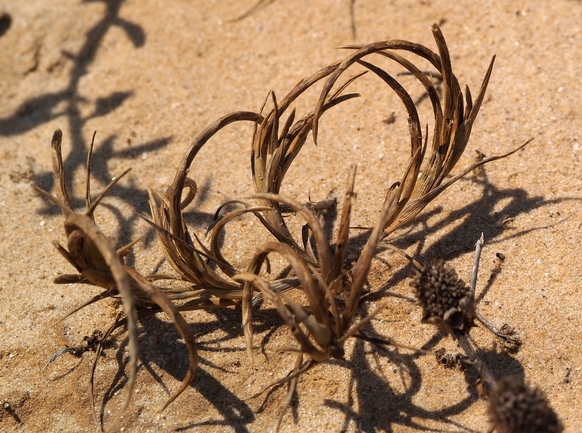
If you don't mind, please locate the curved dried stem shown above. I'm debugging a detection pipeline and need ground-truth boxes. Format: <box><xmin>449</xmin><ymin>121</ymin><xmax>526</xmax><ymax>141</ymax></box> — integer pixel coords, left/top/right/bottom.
<box><xmin>125</xmin><ymin>268</ymin><xmax>198</xmax><ymax>411</ymax></box>
<box><xmin>251</xmin><ymin>67</ymin><xmax>363</xmax><ymax>262</ymax></box>
<box><xmin>309</xmin><ymin>24</ymin><xmax>530</xmax><ymax>240</ymax></box>
<box><xmin>148</xmin><ymin>112</ymin><xmax>263</xmax><ymax>297</ymax></box>
<box><xmin>62</xmin><ymin>213</ymin><xmax>139</xmax><ymax>410</ymax></box>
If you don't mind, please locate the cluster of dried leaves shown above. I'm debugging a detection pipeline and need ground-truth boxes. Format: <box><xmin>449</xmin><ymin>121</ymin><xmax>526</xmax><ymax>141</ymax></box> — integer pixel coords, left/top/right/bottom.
<box><xmin>36</xmin><ymin>24</ymin><xmax>561</xmax><ymax>432</ymax></box>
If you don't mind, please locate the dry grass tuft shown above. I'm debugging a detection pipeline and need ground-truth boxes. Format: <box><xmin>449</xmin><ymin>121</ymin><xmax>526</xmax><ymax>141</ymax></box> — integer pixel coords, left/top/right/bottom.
<box><xmin>35</xmin><ymin>130</ymin><xmax>198</xmax><ymax>420</ymax></box>
<box><xmin>34</xmin><ymin>24</ymin><xmax>552</xmax><ymax>431</ymax></box>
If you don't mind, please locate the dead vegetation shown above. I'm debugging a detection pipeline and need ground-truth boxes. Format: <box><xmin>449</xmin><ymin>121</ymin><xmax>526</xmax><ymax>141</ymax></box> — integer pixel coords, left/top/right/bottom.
<box><xmin>35</xmin><ymin>24</ymin><xmax>561</xmax><ymax>432</ymax></box>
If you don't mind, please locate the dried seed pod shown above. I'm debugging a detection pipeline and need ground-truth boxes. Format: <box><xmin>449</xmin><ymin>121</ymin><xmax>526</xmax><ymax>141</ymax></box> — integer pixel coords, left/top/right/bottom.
<box><xmin>411</xmin><ymin>259</ymin><xmax>475</xmax><ymax>335</ymax></box>
<box><xmin>404</xmin><ymin>236</ymin><xmax>519</xmax><ymax>388</ymax></box>
<box><xmin>488</xmin><ymin>376</ymin><xmax>563</xmax><ymax>433</ymax></box>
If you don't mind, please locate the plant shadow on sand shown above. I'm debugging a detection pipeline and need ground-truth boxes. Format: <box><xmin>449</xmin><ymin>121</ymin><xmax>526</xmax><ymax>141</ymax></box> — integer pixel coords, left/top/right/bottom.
<box><xmin>7</xmin><ymin>0</ymin><xmax>174</xmax><ymax>261</ymax></box>
<box><xmin>324</xmin><ymin>336</ymin><xmax>525</xmax><ymax>432</ymax></box>
<box><xmin>93</xmin><ymin>306</ymin><xmax>288</xmax><ymax>432</ymax></box>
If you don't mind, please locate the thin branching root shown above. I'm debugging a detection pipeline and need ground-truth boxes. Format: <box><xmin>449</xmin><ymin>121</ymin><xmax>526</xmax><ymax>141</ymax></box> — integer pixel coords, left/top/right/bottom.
<box><xmin>34</xmin><ymin>24</ymin><xmax>560</xmax><ymax>432</ymax></box>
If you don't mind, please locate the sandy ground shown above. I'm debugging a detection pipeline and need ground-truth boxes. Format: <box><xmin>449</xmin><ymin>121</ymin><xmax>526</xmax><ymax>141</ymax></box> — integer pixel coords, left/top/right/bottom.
<box><xmin>1</xmin><ymin>1</ymin><xmax>582</xmax><ymax>432</ymax></box>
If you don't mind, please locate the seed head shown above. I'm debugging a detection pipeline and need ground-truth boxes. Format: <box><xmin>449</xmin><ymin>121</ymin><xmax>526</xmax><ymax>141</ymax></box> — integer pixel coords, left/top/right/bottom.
<box><xmin>488</xmin><ymin>376</ymin><xmax>563</xmax><ymax>433</ymax></box>
<box><xmin>411</xmin><ymin>259</ymin><xmax>475</xmax><ymax>334</ymax></box>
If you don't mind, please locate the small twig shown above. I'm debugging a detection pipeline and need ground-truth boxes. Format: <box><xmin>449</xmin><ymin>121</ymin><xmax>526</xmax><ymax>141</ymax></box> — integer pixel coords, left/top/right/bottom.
<box><xmin>454</xmin><ymin>330</ymin><xmax>496</xmax><ymax>388</ymax></box>
<box><xmin>469</xmin><ymin>233</ymin><xmax>484</xmax><ymax>297</ymax></box>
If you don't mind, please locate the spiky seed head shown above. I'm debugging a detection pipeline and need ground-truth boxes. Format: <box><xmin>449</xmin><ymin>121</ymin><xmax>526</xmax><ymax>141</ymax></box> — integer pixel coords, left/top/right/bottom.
<box><xmin>411</xmin><ymin>259</ymin><xmax>475</xmax><ymax>334</ymax></box>
<box><xmin>488</xmin><ymin>376</ymin><xmax>563</xmax><ymax>433</ymax></box>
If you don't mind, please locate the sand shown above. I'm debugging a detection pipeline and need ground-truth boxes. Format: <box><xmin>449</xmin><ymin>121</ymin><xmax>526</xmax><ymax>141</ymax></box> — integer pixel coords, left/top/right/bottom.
<box><xmin>1</xmin><ymin>1</ymin><xmax>581</xmax><ymax>431</ymax></box>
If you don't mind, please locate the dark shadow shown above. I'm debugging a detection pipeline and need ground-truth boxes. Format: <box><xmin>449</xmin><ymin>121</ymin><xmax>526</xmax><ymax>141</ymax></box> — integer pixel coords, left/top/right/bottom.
<box><xmin>369</xmin><ymin>171</ymin><xmax>580</xmax><ymax>301</ymax></box>
<box><xmin>141</xmin><ymin>309</ymin><xmax>263</xmax><ymax>432</ymax></box>
<box><xmin>90</xmin><ymin>312</ymin><xmax>255</xmax><ymax>432</ymax></box>
<box><xmin>94</xmin><ymin>305</ymin><xmax>293</xmax><ymax>432</ymax></box>
<box><xmin>174</xmin><ymin>367</ymin><xmax>254</xmax><ymax>433</ymax></box>
<box><xmin>4</xmin><ymin>0</ymin><xmax>171</xmax><ymax>223</ymax></box>
<box><xmin>0</xmin><ymin>0</ymin><xmax>145</xmax><ymax>137</ymax></box>
<box><xmin>98</xmin><ymin>329</ymin><xmax>132</xmax><ymax>427</ymax></box>
<box><xmin>325</xmin><ymin>337</ymin><xmax>479</xmax><ymax>432</ymax></box>
<box><xmin>0</xmin><ymin>12</ymin><xmax>11</xmax><ymax>39</ymax></box>
<box><xmin>15</xmin><ymin>0</ymin><xmax>175</xmax><ymax>272</ymax></box>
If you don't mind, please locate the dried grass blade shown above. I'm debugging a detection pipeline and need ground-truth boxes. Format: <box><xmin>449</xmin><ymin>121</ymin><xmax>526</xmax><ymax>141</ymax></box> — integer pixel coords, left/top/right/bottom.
<box><xmin>85</xmin><ymin>131</ymin><xmax>97</xmax><ymax>212</ymax></box>
<box><xmin>337</xmin><ymin>301</ymin><xmax>388</xmax><ymax>345</ymax></box>
<box><xmin>86</xmin><ymin>168</ymin><xmax>132</xmax><ymax>218</ymax></box>
<box><xmin>63</xmin><ymin>213</ymin><xmax>138</xmax><ymax>410</ymax></box>
<box><xmin>164</xmin><ymin>111</ymin><xmax>263</xmax><ymax>241</ymax></box>
<box><xmin>332</xmin><ymin>165</ymin><xmax>356</xmax><ymax>280</ymax></box>
<box><xmin>252</xmin><ymin>193</ymin><xmax>333</xmax><ymax>277</ymax></box>
<box><xmin>313</xmin><ymin>38</ymin><xmax>443</xmax><ymax>143</ymax></box>
<box><xmin>345</xmin><ymin>182</ymin><xmax>401</xmax><ymax>324</ymax></box>
<box><xmin>50</xmin><ymin>129</ymin><xmax>73</xmax><ymax>212</ymax></box>
<box><xmin>275</xmin><ymin>353</ymin><xmax>303</xmax><ymax>432</ymax></box>
<box><xmin>237</xmin><ymin>273</ymin><xmax>328</xmax><ymax>363</ymax></box>
<box><xmin>385</xmin><ymin>138</ymin><xmax>532</xmax><ymax>234</ymax></box>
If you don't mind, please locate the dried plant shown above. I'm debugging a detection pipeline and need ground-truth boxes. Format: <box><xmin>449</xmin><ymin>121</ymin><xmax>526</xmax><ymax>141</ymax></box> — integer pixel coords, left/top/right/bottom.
<box><xmin>231</xmin><ymin>0</ymin><xmax>358</xmax><ymax>39</ymax></box>
<box><xmin>35</xmin><ymin>130</ymin><xmax>198</xmax><ymax>415</ymax></box>
<box><xmin>34</xmin><ymin>21</ymin><xmax>554</xmax><ymax>431</ymax></box>
<box><xmin>236</xmin><ymin>164</ymin><xmax>418</xmax><ymax>429</ymax></box>
<box><xmin>407</xmin><ymin>234</ymin><xmax>520</xmax><ymax>390</ymax></box>
<box><xmin>230</xmin><ymin>0</ymin><xmax>277</xmax><ymax>22</ymax></box>
<box><xmin>312</xmin><ymin>23</ymin><xmax>531</xmax><ymax>240</ymax></box>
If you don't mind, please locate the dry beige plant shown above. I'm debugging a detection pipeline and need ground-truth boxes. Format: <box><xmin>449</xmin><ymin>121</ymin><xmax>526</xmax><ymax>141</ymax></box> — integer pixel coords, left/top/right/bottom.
<box><xmin>34</xmin><ymin>130</ymin><xmax>198</xmax><ymax>417</ymax></box>
<box><xmin>145</xmin><ymin>64</ymin><xmax>361</xmax><ymax>299</ymax></box>
<box><xmin>146</xmin><ymin>111</ymin><xmax>264</xmax><ymax>301</ymax></box>
<box><xmin>313</xmin><ymin>23</ymin><xmax>531</xmax><ymax>239</ymax></box>
<box><xmin>36</xmin><ymin>22</ymin><xmax>546</xmax><ymax>431</ymax></box>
